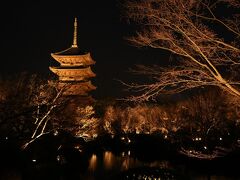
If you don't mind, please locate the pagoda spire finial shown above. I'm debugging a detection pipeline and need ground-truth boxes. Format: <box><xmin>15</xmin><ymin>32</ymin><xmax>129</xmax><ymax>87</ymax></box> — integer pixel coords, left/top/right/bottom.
<box><xmin>72</xmin><ymin>17</ymin><xmax>78</xmax><ymax>47</ymax></box>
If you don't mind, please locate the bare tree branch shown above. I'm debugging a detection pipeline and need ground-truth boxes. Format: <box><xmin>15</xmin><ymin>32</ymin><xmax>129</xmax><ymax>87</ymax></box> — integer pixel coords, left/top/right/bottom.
<box><xmin>122</xmin><ymin>0</ymin><xmax>240</xmax><ymax>102</ymax></box>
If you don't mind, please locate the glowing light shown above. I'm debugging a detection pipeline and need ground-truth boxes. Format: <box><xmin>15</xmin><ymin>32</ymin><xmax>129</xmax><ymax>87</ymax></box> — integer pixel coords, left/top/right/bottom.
<box><xmin>128</xmin><ymin>150</ymin><xmax>131</xmax><ymax>156</ymax></box>
<box><xmin>121</xmin><ymin>137</ymin><xmax>125</xmax><ymax>140</ymax></box>
<box><xmin>122</xmin><ymin>152</ymin><xmax>125</xmax><ymax>157</ymax></box>
<box><xmin>194</xmin><ymin>137</ymin><xmax>202</xmax><ymax>141</ymax></box>
<box><xmin>164</xmin><ymin>135</ymin><xmax>168</xmax><ymax>139</ymax></box>
<box><xmin>32</xmin><ymin>159</ymin><xmax>37</xmax><ymax>162</ymax></box>
<box><xmin>74</xmin><ymin>145</ymin><xmax>82</xmax><ymax>152</ymax></box>
<box><xmin>128</xmin><ymin>139</ymin><xmax>131</xmax><ymax>143</ymax></box>
<box><xmin>204</xmin><ymin>146</ymin><xmax>207</xmax><ymax>150</ymax></box>
<box><xmin>53</xmin><ymin>130</ymin><xmax>58</xmax><ymax>136</ymax></box>
<box><xmin>219</xmin><ymin>137</ymin><xmax>222</xmax><ymax>141</ymax></box>
<box><xmin>56</xmin><ymin>155</ymin><xmax>61</xmax><ymax>162</ymax></box>
<box><xmin>5</xmin><ymin>137</ymin><xmax>8</xmax><ymax>140</ymax></box>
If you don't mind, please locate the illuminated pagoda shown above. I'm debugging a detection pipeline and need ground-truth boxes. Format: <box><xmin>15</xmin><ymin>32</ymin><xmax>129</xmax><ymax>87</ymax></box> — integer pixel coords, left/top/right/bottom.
<box><xmin>49</xmin><ymin>18</ymin><xmax>96</xmax><ymax>104</ymax></box>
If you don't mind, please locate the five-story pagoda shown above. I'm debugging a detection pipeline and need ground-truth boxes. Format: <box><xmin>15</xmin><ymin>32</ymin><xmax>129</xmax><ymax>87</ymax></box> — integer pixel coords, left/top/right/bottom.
<box><xmin>49</xmin><ymin>18</ymin><xmax>96</xmax><ymax>104</ymax></box>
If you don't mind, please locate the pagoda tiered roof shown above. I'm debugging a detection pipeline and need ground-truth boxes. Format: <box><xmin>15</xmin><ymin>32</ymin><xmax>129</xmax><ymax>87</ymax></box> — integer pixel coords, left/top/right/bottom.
<box><xmin>49</xmin><ymin>66</ymin><xmax>96</xmax><ymax>81</ymax></box>
<box><xmin>49</xmin><ymin>18</ymin><xmax>96</xmax><ymax>98</ymax></box>
<box><xmin>51</xmin><ymin>48</ymin><xmax>95</xmax><ymax>66</ymax></box>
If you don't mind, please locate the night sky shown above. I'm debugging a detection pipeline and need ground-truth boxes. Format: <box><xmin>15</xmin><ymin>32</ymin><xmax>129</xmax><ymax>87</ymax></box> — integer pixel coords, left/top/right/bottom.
<box><xmin>1</xmin><ymin>0</ymin><xmax>167</xmax><ymax>98</ymax></box>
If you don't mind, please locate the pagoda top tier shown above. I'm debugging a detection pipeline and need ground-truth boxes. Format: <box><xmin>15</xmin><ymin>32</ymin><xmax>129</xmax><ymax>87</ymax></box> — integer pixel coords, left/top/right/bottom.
<box><xmin>51</xmin><ymin>18</ymin><xmax>95</xmax><ymax>66</ymax></box>
<box><xmin>51</xmin><ymin>51</ymin><xmax>95</xmax><ymax>66</ymax></box>
<box><xmin>52</xmin><ymin>46</ymin><xmax>86</xmax><ymax>56</ymax></box>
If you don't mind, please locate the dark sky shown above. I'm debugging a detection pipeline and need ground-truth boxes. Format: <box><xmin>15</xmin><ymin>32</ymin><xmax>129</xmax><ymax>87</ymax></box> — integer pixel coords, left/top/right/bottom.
<box><xmin>0</xmin><ymin>0</ymin><xmax>167</xmax><ymax>98</ymax></box>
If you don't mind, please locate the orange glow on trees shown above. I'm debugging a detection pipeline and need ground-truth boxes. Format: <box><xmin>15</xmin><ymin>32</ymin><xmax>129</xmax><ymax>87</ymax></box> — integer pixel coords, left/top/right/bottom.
<box><xmin>0</xmin><ymin>73</ymin><xmax>99</xmax><ymax>149</ymax></box>
<box><xmin>102</xmin><ymin>90</ymin><xmax>238</xmax><ymax>136</ymax></box>
<box><xmin>123</xmin><ymin>0</ymin><xmax>240</xmax><ymax>102</ymax></box>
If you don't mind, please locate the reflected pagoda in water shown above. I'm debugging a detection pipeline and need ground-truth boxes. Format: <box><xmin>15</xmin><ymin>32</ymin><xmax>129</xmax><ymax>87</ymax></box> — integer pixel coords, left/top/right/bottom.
<box><xmin>49</xmin><ymin>18</ymin><xmax>96</xmax><ymax>104</ymax></box>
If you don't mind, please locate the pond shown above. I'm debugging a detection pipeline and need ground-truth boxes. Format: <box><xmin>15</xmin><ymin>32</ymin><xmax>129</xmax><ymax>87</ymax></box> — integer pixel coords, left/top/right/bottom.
<box><xmin>81</xmin><ymin>150</ymin><xmax>239</xmax><ymax>180</ymax></box>
<box><xmin>1</xmin><ymin>133</ymin><xmax>240</xmax><ymax>180</ymax></box>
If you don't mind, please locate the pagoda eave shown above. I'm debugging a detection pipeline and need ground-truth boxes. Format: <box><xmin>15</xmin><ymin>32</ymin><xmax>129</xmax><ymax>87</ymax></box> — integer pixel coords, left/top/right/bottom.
<box><xmin>51</xmin><ymin>52</ymin><xmax>95</xmax><ymax>66</ymax></box>
<box><xmin>49</xmin><ymin>66</ymin><xmax>96</xmax><ymax>80</ymax></box>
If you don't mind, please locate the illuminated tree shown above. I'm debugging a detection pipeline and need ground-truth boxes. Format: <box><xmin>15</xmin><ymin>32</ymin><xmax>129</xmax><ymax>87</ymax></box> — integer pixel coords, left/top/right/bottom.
<box><xmin>58</xmin><ymin>105</ymin><xmax>99</xmax><ymax>140</ymax></box>
<box><xmin>0</xmin><ymin>73</ymin><xmax>98</xmax><ymax>148</ymax></box>
<box><xmin>0</xmin><ymin>73</ymin><xmax>66</xmax><ymax>145</ymax></box>
<box><xmin>123</xmin><ymin>0</ymin><xmax>240</xmax><ymax>102</ymax></box>
<box><xmin>102</xmin><ymin>104</ymin><xmax>181</xmax><ymax>135</ymax></box>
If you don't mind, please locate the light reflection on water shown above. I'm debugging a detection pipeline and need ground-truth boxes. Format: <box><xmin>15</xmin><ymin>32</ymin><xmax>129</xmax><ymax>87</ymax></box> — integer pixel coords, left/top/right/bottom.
<box><xmin>88</xmin><ymin>154</ymin><xmax>97</xmax><ymax>172</ymax></box>
<box><xmin>0</xmin><ymin>151</ymin><xmax>238</xmax><ymax>180</ymax></box>
<box><xmin>103</xmin><ymin>151</ymin><xmax>113</xmax><ymax>170</ymax></box>
<box><xmin>84</xmin><ymin>151</ymin><xmax>174</xmax><ymax>179</ymax></box>
<box><xmin>87</xmin><ymin>151</ymin><xmax>145</xmax><ymax>172</ymax></box>
<box><xmin>84</xmin><ymin>151</ymin><xmax>239</xmax><ymax>180</ymax></box>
